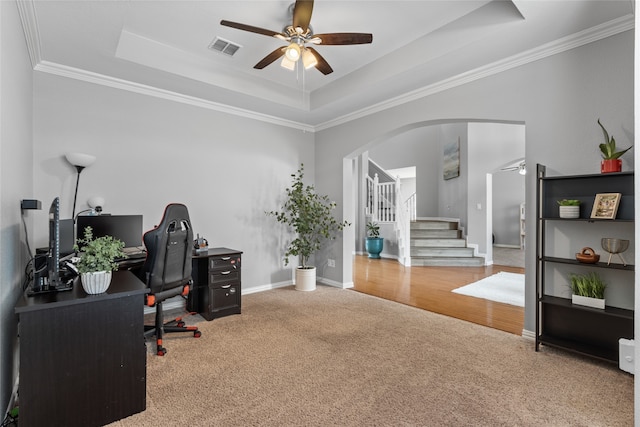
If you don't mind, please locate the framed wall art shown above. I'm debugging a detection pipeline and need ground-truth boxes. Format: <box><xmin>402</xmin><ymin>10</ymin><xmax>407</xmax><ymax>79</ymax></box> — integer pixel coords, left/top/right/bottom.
<box><xmin>590</xmin><ymin>193</ymin><xmax>621</xmax><ymax>219</ymax></box>
<box><xmin>443</xmin><ymin>137</ymin><xmax>460</xmax><ymax>180</ymax></box>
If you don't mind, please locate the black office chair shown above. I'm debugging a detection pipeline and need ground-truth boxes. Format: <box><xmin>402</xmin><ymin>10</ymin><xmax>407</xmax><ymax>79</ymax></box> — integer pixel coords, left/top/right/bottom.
<box><xmin>139</xmin><ymin>203</ymin><xmax>201</xmax><ymax>356</ymax></box>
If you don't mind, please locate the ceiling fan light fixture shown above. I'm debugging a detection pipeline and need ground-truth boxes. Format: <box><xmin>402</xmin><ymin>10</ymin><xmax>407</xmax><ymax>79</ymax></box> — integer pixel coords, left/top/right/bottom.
<box><xmin>284</xmin><ymin>42</ymin><xmax>301</xmax><ymax>61</ymax></box>
<box><xmin>301</xmin><ymin>48</ymin><xmax>317</xmax><ymax>69</ymax></box>
<box><xmin>280</xmin><ymin>56</ymin><xmax>296</xmax><ymax>71</ymax></box>
<box><xmin>518</xmin><ymin>163</ymin><xmax>527</xmax><ymax>175</ymax></box>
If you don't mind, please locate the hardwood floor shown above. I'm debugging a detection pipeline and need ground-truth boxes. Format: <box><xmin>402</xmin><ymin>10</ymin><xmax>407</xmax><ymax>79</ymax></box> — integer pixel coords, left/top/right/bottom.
<box><xmin>352</xmin><ymin>255</ymin><xmax>525</xmax><ymax>335</ymax></box>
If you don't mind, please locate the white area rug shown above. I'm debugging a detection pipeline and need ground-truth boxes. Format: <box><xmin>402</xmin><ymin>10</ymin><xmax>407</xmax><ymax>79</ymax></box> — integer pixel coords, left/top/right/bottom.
<box><xmin>452</xmin><ymin>272</ymin><xmax>525</xmax><ymax>307</ymax></box>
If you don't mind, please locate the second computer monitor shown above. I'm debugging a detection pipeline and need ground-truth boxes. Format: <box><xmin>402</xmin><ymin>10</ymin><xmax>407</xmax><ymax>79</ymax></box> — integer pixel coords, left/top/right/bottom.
<box><xmin>76</xmin><ymin>215</ymin><xmax>143</xmax><ymax>248</ymax></box>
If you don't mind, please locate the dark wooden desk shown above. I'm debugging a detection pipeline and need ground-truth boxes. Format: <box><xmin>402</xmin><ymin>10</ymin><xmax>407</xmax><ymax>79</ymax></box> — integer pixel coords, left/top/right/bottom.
<box><xmin>188</xmin><ymin>247</ymin><xmax>242</xmax><ymax>320</ymax></box>
<box><xmin>15</xmin><ymin>271</ymin><xmax>148</xmax><ymax>427</ymax></box>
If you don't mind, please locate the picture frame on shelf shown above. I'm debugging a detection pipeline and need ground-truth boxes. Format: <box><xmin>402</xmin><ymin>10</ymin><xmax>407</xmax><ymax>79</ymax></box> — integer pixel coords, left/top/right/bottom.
<box><xmin>590</xmin><ymin>193</ymin><xmax>621</xmax><ymax>219</ymax></box>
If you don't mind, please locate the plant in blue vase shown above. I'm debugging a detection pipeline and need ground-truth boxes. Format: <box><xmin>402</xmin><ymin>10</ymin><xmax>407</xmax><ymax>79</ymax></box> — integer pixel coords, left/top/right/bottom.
<box><xmin>365</xmin><ymin>221</ymin><xmax>384</xmax><ymax>259</ymax></box>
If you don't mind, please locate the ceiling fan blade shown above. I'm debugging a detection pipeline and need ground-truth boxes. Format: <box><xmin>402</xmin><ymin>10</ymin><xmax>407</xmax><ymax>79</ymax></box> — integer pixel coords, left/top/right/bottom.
<box><xmin>254</xmin><ymin>47</ymin><xmax>286</xmax><ymax>70</ymax></box>
<box><xmin>306</xmin><ymin>47</ymin><xmax>333</xmax><ymax>75</ymax></box>
<box><xmin>311</xmin><ymin>33</ymin><xmax>373</xmax><ymax>45</ymax></box>
<box><xmin>220</xmin><ymin>20</ymin><xmax>282</xmax><ymax>38</ymax></box>
<box><xmin>292</xmin><ymin>0</ymin><xmax>314</xmax><ymax>33</ymax></box>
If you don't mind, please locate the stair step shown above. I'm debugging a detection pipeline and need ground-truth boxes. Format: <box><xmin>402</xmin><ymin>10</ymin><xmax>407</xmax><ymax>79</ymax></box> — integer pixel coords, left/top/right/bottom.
<box><xmin>410</xmin><ymin>247</ymin><xmax>475</xmax><ymax>257</ymax></box>
<box><xmin>411</xmin><ymin>221</ymin><xmax>458</xmax><ymax>230</ymax></box>
<box><xmin>411</xmin><ymin>229</ymin><xmax>461</xmax><ymax>238</ymax></box>
<box><xmin>410</xmin><ymin>238</ymin><xmax>466</xmax><ymax>248</ymax></box>
<box><xmin>410</xmin><ymin>256</ymin><xmax>485</xmax><ymax>267</ymax></box>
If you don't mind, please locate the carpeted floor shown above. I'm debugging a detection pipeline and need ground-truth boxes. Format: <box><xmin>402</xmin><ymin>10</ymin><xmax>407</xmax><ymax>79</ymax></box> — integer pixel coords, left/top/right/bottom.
<box><xmin>111</xmin><ymin>285</ymin><xmax>632</xmax><ymax>427</ymax></box>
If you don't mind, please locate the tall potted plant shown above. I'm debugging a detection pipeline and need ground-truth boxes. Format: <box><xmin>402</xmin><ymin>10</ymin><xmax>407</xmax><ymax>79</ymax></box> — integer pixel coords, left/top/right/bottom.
<box><xmin>74</xmin><ymin>226</ymin><xmax>126</xmax><ymax>294</ymax></box>
<box><xmin>267</xmin><ymin>164</ymin><xmax>350</xmax><ymax>291</ymax></box>
<box><xmin>597</xmin><ymin>119</ymin><xmax>632</xmax><ymax>173</ymax></box>
<box><xmin>365</xmin><ymin>221</ymin><xmax>384</xmax><ymax>259</ymax></box>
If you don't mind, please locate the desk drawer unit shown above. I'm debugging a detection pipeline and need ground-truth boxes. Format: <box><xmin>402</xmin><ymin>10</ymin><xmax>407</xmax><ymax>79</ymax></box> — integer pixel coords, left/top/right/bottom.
<box><xmin>191</xmin><ymin>248</ymin><xmax>242</xmax><ymax>321</ymax></box>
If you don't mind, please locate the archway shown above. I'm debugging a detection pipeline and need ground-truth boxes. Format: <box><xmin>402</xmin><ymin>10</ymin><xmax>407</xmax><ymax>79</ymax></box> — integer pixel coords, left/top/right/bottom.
<box><xmin>342</xmin><ymin>119</ymin><xmax>526</xmax><ymax>328</ymax></box>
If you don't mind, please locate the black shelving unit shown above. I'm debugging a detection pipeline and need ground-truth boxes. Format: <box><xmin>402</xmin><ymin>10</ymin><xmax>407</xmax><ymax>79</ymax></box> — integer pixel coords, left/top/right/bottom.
<box><xmin>536</xmin><ymin>165</ymin><xmax>635</xmax><ymax>363</ymax></box>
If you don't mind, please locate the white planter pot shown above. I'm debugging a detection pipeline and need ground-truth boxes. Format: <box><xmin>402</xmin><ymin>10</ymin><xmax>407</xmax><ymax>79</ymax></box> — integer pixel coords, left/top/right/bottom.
<box><xmin>571</xmin><ymin>294</ymin><xmax>605</xmax><ymax>309</ymax></box>
<box><xmin>295</xmin><ymin>267</ymin><xmax>316</xmax><ymax>292</ymax></box>
<box><xmin>559</xmin><ymin>205</ymin><xmax>580</xmax><ymax>219</ymax></box>
<box><xmin>81</xmin><ymin>271</ymin><xmax>112</xmax><ymax>294</ymax></box>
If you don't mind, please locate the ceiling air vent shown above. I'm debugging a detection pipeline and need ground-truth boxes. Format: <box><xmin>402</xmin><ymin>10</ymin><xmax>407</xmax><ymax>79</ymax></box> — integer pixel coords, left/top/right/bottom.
<box><xmin>209</xmin><ymin>37</ymin><xmax>241</xmax><ymax>57</ymax></box>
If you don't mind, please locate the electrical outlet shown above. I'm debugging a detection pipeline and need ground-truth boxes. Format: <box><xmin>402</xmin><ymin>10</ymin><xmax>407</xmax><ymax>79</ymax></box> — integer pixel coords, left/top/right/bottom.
<box><xmin>327</xmin><ymin>259</ymin><xmax>335</xmax><ymax>268</ymax></box>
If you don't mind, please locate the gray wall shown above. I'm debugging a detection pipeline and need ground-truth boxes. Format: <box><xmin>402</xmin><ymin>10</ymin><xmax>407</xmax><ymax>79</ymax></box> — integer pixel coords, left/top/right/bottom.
<box><xmin>366</xmin><ymin>122</ymin><xmax>525</xmax><ymax>254</ymax></box>
<box><xmin>467</xmin><ymin>122</ymin><xmax>525</xmax><ymax>255</ymax></box>
<box><xmin>493</xmin><ymin>172</ymin><xmax>525</xmax><ymax>247</ymax></box>
<box><xmin>0</xmin><ymin>1</ymin><xmax>35</xmax><ymax>412</ymax></box>
<box><xmin>1</xmin><ymin>6</ymin><xmax>635</xmax><ymax>417</ymax></box>
<box><xmin>33</xmin><ymin>72</ymin><xmax>315</xmax><ymax>292</ymax></box>
<box><xmin>369</xmin><ymin>126</ymin><xmax>440</xmax><ymax>218</ymax></box>
<box><xmin>315</xmin><ymin>30</ymin><xmax>634</xmax><ymax>336</ymax></box>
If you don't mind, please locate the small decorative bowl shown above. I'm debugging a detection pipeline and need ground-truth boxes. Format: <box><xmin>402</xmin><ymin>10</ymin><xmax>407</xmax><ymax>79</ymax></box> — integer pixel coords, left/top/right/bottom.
<box><xmin>601</xmin><ymin>238</ymin><xmax>630</xmax><ymax>254</ymax></box>
<box><xmin>575</xmin><ymin>247</ymin><xmax>600</xmax><ymax>264</ymax></box>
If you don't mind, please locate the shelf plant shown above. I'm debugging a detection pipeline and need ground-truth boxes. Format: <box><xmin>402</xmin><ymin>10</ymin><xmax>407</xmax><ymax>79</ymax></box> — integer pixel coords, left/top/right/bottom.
<box><xmin>568</xmin><ymin>271</ymin><xmax>606</xmax><ymax>309</ymax></box>
<box><xmin>267</xmin><ymin>164</ymin><xmax>350</xmax><ymax>290</ymax></box>
<box><xmin>557</xmin><ymin>199</ymin><xmax>580</xmax><ymax>219</ymax></box>
<box><xmin>597</xmin><ymin>118</ymin><xmax>632</xmax><ymax>173</ymax></box>
<box><xmin>557</xmin><ymin>199</ymin><xmax>580</xmax><ymax>206</ymax></box>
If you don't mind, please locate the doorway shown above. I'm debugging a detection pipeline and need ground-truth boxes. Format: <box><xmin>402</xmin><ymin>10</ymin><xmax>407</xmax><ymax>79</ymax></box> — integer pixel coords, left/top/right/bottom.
<box><xmin>344</xmin><ymin>120</ymin><xmax>526</xmax><ymax>333</ymax></box>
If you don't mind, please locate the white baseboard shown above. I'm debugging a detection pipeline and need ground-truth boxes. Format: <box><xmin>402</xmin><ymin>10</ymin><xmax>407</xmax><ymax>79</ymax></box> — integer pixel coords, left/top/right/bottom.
<box><xmin>521</xmin><ymin>329</ymin><xmax>536</xmax><ymax>340</ymax></box>
<box><xmin>318</xmin><ymin>276</ymin><xmax>354</xmax><ymax>289</ymax></box>
<box><xmin>494</xmin><ymin>244</ymin><xmax>522</xmax><ymax>249</ymax></box>
<box><xmin>242</xmin><ymin>281</ymin><xmax>291</xmax><ymax>295</ymax></box>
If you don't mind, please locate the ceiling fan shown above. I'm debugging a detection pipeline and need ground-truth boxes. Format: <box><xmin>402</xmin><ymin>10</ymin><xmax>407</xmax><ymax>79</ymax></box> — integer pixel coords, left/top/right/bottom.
<box><xmin>500</xmin><ymin>161</ymin><xmax>527</xmax><ymax>175</ymax></box>
<box><xmin>220</xmin><ymin>0</ymin><xmax>373</xmax><ymax>75</ymax></box>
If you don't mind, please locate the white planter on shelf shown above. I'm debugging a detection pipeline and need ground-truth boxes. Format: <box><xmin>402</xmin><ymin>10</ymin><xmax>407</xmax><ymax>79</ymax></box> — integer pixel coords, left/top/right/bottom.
<box><xmin>559</xmin><ymin>205</ymin><xmax>580</xmax><ymax>219</ymax></box>
<box><xmin>571</xmin><ymin>294</ymin><xmax>605</xmax><ymax>309</ymax></box>
<box><xmin>81</xmin><ymin>271</ymin><xmax>112</xmax><ymax>294</ymax></box>
<box><xmin>295</xmin><ymin>267</ymin><xmax>316</xmax><ymax>291</ymax></box>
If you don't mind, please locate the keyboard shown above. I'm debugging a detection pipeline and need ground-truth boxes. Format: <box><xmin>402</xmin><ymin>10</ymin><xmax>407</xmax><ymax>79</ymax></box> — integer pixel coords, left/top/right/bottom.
<box><xmin>122</xmin><ymin>247</ymin><xmax>146</xmax><ymax>259</ymax></box>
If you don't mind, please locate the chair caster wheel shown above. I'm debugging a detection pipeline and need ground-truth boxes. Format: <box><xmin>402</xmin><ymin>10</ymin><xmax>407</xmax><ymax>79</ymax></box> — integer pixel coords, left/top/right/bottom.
<box><xmin>157</xmin><ymin>348</ymin><xmax>167</xmax><ymax>356</ymax></box>
<box><xmin>194</xmin><ymin>331</ymin><xmax>202</xmax><ymax>338</ymax></box>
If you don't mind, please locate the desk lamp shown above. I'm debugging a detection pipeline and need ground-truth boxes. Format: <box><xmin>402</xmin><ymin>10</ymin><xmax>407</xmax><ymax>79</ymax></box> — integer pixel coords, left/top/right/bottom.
<box><xmin>87</xmin><ymin>196</ymin><xmax>105</xmax><ymax>215</ymax></box>
<box><xmin>65</xmin><ymin>152</ymin><xmax>96</xmax><ymax>219</ymax></box>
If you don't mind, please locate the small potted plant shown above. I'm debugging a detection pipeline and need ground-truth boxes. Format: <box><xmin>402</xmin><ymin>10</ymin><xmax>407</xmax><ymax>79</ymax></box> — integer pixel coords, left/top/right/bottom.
<box><xmin>267</xmin><ymin>164</ymin><xmax>350</xmax><ymax>291</ymax></box>
<box><xmin>365</xmin><ymin>221</ymin><xmax>384</xmax><ymax>259</ymax></box>
<box><xmin>74</xmin><ymin>226</ymin><xmax>126</xmax><ymax>294</ymax></box>
<box><xmin>569</xmin><ymin>271</ymin><xmax>606</xmax><ymax>309</ymax></box>
<box><xmin>597</xmin><ymin>119</ymin><xmax>632</xmax><ymax>173</ymax></box>
<box><xmin>557</xmin><ymin>199</ymin><xmax>581</xmax><ymax>219</ymax></box>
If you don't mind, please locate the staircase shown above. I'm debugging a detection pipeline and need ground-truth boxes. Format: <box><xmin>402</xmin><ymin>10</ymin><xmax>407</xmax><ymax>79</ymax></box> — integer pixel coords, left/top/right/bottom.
<box><xmin>410</xmin><ymin>220</ymin><xmax>484</xmax><ymax>267</ymax></box>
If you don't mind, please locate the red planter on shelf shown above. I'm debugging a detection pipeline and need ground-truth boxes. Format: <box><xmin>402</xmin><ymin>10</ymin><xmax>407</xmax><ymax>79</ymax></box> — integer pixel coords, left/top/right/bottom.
<box><xmin>601</xmin><ymin>159</ymin><xmax>622</xmax><ymax>173</ymax></box>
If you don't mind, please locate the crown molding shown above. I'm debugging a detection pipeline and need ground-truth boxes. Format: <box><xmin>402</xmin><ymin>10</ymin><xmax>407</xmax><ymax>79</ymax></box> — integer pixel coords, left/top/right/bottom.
<box><xmin>315</xmin><ymin>14</ymin><xmax>635</xmax><ymax>131</ymax></box>
<box><xmin>34</xmin><ymin>60</ymin><xmax>315</xmax><ymax>132</ymax></box>
<box><xmin>17</xmin><ymin>0</ymin><xmax>633</xmax><ymax>134</ymax></box>
<box><xmin>16</xmin><ymin>0</ymin><xmax>41</xmax><ymax>68</ymax></box>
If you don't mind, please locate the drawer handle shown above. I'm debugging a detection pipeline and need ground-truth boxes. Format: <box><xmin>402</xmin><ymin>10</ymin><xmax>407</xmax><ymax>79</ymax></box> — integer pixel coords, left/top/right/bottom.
<box><xmin>221</xmin><ymin>257</ymin><xmax>231</xmax><ymax>261</ymax></box>
<box><xmin>220</xmin><ymin>271</ymin><xmax>231</xmax><ymax>275</ymax></box>
<box><xmin>221</xmin><ymin>284</ymin><xmax>231</xmax><ymax>289</ymax></box>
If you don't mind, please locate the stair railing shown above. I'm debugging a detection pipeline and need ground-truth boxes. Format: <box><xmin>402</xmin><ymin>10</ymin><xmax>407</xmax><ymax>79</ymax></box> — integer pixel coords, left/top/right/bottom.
<box><xmin>366</xmin><ymin>173</ymin><xmax>396</xmax><ymax>222</ymax></box>
<box><xmin>366</xmin><ymin>170</ymin><xmax>414</xmax><ymax>266</ymax></box>
<box><xmin>405</xmin><ymin>193</ymin><xmax>417</xmax><ymax>222</ymax></box>
<box><xmin>395</xmin><ymin>181</ymin><xmax>412</xmax><ymax>266</ymax></box>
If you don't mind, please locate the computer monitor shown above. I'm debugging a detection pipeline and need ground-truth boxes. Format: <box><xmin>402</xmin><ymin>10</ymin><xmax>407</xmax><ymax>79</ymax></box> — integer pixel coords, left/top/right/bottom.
<box><xmin>76</xmin><ymin>215</ymin><xmax>143</xmax><ymax>248</ymax></box>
